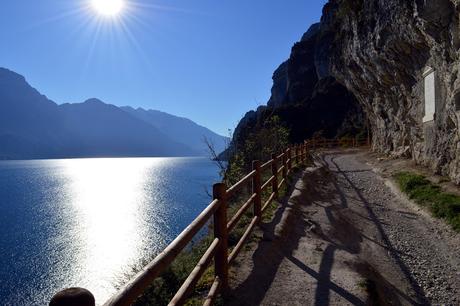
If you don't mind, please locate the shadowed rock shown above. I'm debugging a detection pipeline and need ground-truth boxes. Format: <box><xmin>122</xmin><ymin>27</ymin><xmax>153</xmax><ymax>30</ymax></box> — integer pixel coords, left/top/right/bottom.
<box><xmin>49</xmin><ymin>288</ymin><xmax>95</xmax><ymax>306</ymax></box>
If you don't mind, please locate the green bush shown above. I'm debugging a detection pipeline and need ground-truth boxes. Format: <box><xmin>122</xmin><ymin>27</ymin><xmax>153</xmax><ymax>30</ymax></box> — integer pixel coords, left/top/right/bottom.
<box><xmin>394</xmin><ymin>172</ymin><xmax>460</xmax><ymax>231</ymax></box>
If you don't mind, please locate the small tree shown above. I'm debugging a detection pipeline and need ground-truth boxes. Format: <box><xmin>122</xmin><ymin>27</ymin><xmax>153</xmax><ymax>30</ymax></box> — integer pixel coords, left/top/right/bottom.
<box><xmin>225</xmin><ymin>115</ymin><xmax>289</xmax><ymax>185</ymax></box>
<box><xmin>242</xmin><ymin>116</ymin><xmax>289</xmax><ymax>163</ymax></box>
<box><xmin>203</xmin><ymin>128</ymin><xmax>237</xmax><ymax>182</ymax></box>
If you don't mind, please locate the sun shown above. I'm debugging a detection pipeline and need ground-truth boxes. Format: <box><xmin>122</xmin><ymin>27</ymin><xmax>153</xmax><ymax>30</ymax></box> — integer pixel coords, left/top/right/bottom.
<box><xmin>91</xmin><ymin>0</ymin><xmax>125</xmax><ymax>16</ymax></box>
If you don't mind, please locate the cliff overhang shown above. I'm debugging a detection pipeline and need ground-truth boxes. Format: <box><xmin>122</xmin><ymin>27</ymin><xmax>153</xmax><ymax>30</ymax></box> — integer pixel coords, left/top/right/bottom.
<box><xmin>318</xmin><ymin>0</ymin><xmax>460</xmax><ymax>182</ymax></box>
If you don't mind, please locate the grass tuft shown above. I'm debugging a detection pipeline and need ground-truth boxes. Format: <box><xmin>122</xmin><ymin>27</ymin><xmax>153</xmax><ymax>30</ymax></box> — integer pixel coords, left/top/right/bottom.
<box><xmin>394</xmin><ymin>171</ymin><xmax>460</xmax><ymax>231</ymax></box>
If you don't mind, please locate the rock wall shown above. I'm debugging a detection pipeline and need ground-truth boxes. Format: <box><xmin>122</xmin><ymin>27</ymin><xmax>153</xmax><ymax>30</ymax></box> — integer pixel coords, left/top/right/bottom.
<box><xmin>267</xmin><ymin>24</ymin><xmax>321</xmax><ymax>108</ymax></box>
<box><xmin>317</xmin><ymin>0</ymin><xmax>460</xmax><ymax>182</ymax></box>
<box><xmin>227</xmin><ymin>23</ymin><xmax>365</xmax><ymax>160</ymax></box>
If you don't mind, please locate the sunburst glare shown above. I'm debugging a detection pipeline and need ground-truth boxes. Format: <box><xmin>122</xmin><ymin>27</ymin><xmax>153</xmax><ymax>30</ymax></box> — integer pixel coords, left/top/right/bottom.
<box><xmin>91</xmin><ymin>0</ymin><xmax>125</xmax><ymax>16</ymax></box>
<box><xmin>18</xmin><ymin>0</ymin><xmax>207</xmax><ymax>86</ymax></box>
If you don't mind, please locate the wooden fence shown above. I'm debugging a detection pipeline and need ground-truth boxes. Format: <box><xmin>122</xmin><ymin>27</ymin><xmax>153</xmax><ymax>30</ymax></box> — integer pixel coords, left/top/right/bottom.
<box><xmin>50</xmin><ymin>136</ymin><xmax>369</xmax><ymax>306</ymax></box>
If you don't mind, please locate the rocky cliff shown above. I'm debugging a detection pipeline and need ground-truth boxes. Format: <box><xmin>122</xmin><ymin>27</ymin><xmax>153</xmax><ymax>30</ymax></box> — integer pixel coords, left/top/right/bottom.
<box><xmin>231</xmin><ymin>0</ymin><xmax>460</xmax><ymax>183</ymax></box>
<box><xmin>318</xmin><ymin>0</ymin><xmax>460</xmax><ymax>182</ymax></box>
<box><xmin>229</xmin><ymin>22</ymin><xmax>365</xmax><ymax>158</ymax></box>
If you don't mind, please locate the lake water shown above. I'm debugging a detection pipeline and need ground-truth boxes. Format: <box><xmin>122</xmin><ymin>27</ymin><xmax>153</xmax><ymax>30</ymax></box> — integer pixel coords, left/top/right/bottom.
<box><xmin>0</xmin><ymin>157</ymin><xmax>220</xmax><ymax>305</ymax></box>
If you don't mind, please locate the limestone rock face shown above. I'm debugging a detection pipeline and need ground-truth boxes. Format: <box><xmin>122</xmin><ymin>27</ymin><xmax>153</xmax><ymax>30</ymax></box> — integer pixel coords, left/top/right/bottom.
<box><xmin>228</xmin><ymin>23</ymin><xmax>365</xmax><ymax>159</ymax></box>
<box><xmin>230</xmin><ymin>0</ymin><xmax>460</xmax><ymax>182</ymax></box>
<box><xmin>268</xmin><ymin>23</ymin><xmax>320</xmax><ymax>108</ymax></box>
<box><xmin>317</xmin><ymin>0</ymin><xmax>460</xmax><ymax>182</ymax></box>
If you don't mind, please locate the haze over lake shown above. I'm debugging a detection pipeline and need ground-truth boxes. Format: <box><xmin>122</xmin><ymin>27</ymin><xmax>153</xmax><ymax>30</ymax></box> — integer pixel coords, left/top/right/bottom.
<box><xmin>0</xmin><ymin>157</ymin><xmax>220</xmax><ymax>305</ymax></box>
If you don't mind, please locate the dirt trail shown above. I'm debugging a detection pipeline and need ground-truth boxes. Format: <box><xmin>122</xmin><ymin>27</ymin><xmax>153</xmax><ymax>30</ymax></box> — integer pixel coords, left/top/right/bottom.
<box><xmin>227</xmin><ymin>150</ymin><xmax>460</xmax><ymax>305</ymax></box>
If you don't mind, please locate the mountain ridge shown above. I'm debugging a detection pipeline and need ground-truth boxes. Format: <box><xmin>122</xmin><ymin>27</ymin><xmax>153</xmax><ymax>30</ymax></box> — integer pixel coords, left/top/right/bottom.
<box><xmin>0</xmin><ymin>67</ymin><xmax>227</xmax><ymax>159</ymax></box>
<box><xmin>121</xmin><ymin>106</ymin><xmax>228</xmax><ymax>155</ymax></box>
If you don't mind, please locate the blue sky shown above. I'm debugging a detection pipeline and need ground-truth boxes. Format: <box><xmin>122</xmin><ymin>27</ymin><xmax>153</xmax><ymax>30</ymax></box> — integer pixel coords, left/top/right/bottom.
<box><xmin>0</xmin><ymin>0</ymin><xmax>327</xmax><ymax>135</ymax></box>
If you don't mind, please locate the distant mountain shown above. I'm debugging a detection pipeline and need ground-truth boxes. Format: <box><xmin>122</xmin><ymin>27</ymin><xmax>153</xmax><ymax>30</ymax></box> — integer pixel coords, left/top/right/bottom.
<box><xmin>58</xmin><ymin>99</ymin><xmax>194</xmax><ymax>158</ymax></box>
<box><xmin>0</xmin><ymin>68</ymin><xmax>70</xmax><ymax>159</ymax></box>
<box><xmin>0</xmin><ymin>67</ymin><xmax>223</xmax><ymax>159</ymax></box>
<box><xmin>122</xmin><ymin>106</ymin><xmax>228</xmax><ymax>156</ymax></box>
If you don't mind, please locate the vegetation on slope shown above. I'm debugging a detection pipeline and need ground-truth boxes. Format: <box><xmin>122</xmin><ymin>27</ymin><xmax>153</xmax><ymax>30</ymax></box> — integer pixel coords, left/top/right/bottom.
<box><xmin>224</xmin><ymin>115</ymin><xmax>289</xmax><ymax>185</ymax></box>
<box><xmin>394</xmin><ymin>171</ymin><xmax>460</xmax><ymax>231</ymax></box>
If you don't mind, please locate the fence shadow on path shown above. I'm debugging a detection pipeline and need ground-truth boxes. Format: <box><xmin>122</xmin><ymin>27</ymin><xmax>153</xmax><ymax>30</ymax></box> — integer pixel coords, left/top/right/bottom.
<box><xmin>321</xmin><ymin>152</ymin><xmax>429</xmax><ymax>305</ymax></box>
<box><xmin>227</xmin><ymin>165</ymin><xmax>366</xmax><ymax>306</ymax></box>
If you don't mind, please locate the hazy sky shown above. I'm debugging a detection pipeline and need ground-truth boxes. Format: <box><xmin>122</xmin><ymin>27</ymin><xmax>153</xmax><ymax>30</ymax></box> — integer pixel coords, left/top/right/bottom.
<box><xmin>0</xmin><ymin>0</ymin><xmax>327</xmax><ymax>135</ymax></box>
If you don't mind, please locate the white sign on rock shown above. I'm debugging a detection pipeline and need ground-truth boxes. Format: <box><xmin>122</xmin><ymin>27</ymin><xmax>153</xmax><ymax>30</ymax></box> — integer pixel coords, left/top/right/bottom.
<box><xmin>423</xmin><ymin>66</ymin><xmax>435</xmax><ymax>123</ymax></box>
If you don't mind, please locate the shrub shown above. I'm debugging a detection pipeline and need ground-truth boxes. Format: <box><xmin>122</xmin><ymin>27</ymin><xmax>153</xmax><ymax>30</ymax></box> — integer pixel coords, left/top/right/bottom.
<box><xmin>394</xmin><ymin>172</ymin><xmax>460</xmax><ymax>231</ymax></box>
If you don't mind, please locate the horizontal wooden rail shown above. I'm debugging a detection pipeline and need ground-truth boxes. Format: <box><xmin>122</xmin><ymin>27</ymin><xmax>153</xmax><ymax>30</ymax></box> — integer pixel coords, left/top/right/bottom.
<box><xmin>203</xmin><ymin>277</ymin><xmax>220</xmax><ymax>306</ymax></box>
<box><xmin>307</xmin><ymin>136</ymin><xmax>370</xmax><ymax>150</ymax></box>
<box><xmin>228</xmin><ymin>216</ymin><xmax>259</xmax><ymax>265</ymax></box>
<box><xmin>226</xmin><ymin>170</ymin><xmax>255</xmax><ymax>197</ymax></box>
<box><xmin>278</xmin><ymin>179</ymin><xmax>285</xmax><ymax>190</ymax></box>
<box><xmin>261</xmin><ymin>176</ymin><xmax>274</xmax><ymax>191</ymax></box>
<box><xmin>262</xmin><ymin>192</ymin><xmax>276</xmax><ymax>213</ymax></box>
<box><xmin>260</xmin><ymin>159</ymin><xmax>273</xmax><ymax>172</ymax></box>
<box><xmin>52</xmin><ymin>136</ymin><xmax>372</xmax><ymax>306</ymax></box>
<box><xmin>227</xmin><ymin>193</ymin><xmax>256</xmax><ymax>232</ymax></box>
<box><xmin>277</xmin><ymin>166</ymin><xmax>284</xmax><ymax>175</ymax></box>
<box><xmin>169</xmin><ymin>238</ymin><xmax>220</xmax><ymax>305</ymax></box>
<box><xmin>103</xmin><ymin>199</ymin><xmax>221</xmax><ymax>306</ymax></box>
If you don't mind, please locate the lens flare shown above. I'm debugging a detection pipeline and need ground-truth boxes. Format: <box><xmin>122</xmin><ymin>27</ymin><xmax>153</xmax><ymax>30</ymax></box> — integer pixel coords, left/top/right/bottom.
<box><xmin>91</xmin><ymin>0</ymin><xmax>125</xmax><ymax>16</ymax></box>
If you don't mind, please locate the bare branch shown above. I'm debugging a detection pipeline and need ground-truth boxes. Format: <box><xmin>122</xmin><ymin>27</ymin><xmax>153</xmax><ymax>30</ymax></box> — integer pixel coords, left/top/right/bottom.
<box><xmin>203</xmin><ymin>136</ymin><xmax>227</xmax><ymax>178</ymax></box>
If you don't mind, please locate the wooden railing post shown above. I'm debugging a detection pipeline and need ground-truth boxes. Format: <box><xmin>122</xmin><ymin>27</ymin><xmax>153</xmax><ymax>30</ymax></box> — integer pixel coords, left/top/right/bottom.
<box><xmin>252</xmin><ymin>161</ymin><xmax>262</xmax><ymax>221</ymax></box>
<box><xmin>213</xmin><ymin>183</ymin><xmax>229</xmax><ymax>291</ymax></box>
<box><xmin>282</xmin><ymin>149</ymin><xmax>288</xmax><ymax>180</ymax></box>
<box><xmin>271</xmin><ymin>153</ymin><xmax>278</xmax><ymax>199</ymax></box>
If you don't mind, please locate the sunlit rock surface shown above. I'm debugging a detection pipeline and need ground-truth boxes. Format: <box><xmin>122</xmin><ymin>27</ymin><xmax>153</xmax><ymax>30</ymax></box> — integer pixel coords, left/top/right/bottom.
<box><xmin>318</xmin><ymin>0</ymin><xmax>460</xmax><ymax>182</ymax></box>
<box><xmin>227</xmin><ymin>22</ymin><xmax>365</xmax><ymax>158</ymax></box>
<box><xmin>231</xmin><ymin>0</ymin><xmax>460</xmax><ymax>183</ymax></box>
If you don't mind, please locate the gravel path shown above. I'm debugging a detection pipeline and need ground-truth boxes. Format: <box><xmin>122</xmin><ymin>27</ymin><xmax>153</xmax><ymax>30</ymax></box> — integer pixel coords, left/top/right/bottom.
<box><xmin>227</xmin><ymin>150</ymin><xmax>460</xmax><ymax>305</ymax></box>
<box><xmin>326</xmin><ymin>151</ymin><xmax>460</xmax><ymax>305</ymax></box>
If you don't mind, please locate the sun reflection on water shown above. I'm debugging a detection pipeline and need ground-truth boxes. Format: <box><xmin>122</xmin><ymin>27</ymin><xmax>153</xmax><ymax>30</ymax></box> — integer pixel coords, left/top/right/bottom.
<box><xmin>0</xmin><ymin>157</ymin><xmax>218</xmax><ymax>305</ymax></box>
<box><xmin>62</xmin><ymin>158</ymin><xmax>167</xmax><ymax>302</ymax></box>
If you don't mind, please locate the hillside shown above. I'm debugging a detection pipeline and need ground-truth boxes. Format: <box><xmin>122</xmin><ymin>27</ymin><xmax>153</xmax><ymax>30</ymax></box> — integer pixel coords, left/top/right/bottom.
<box><xmin>0</xmin><ymin>68</ymin><xmax>225</xmax><ymax>159</ymax></box>
<box><xmin>122</xmin><ymin>106</ymin><xmax>228</xmax><ymax>156</ymax></box>
<box><xmin>0</xmin><ymin>68</ymin><xmax>73</xmax><ymax>159</ymax></box>
<box><xmin>58</xmin><ymin>99</ymin><xmax>193</xmax><ymax>158</ymax></box>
